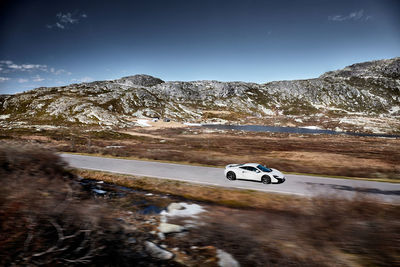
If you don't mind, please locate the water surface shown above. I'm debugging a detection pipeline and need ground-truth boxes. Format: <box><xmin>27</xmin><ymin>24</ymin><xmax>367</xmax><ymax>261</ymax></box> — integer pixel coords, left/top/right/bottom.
<box><xmin>202</xmin><ymin>124</ymin><xmax>400</xmax><ymax>138</ymax></box>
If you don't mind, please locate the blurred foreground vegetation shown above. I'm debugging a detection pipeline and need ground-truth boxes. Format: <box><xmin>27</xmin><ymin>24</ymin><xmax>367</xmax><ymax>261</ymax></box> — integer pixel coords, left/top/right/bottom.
<box><xmin>0</xmin><ymin>145</ymin><xmax>175</xmax><ymax>266</ymax></box>
<box><xmin>0</xmin><ymin>144</ymin><xmax>399</xmax><ymax>266</ymax></box>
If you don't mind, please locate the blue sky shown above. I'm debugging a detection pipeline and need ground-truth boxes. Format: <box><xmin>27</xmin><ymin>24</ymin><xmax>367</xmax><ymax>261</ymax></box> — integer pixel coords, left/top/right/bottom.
<box><xmin>0</xmin><ymin>0</ymin><xmax>399</xmax><ymax>94</ymax></box>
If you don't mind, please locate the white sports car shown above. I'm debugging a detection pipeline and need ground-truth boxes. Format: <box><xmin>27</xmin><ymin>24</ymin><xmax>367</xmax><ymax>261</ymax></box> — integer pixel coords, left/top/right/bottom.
<box><xmin>224</xmin><ymin>163</ymin><xmax>285</xmax><ymax>184</ymax></box>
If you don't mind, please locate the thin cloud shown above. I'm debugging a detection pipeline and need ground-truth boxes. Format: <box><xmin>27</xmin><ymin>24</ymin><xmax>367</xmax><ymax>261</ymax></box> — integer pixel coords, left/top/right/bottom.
<box><xmin>328</xmin><ymin>9</ymin><xmax>368</xmax><ymax>22</ymax></box>
<box><xmin>54</xmin><ymin>22</ymin><xmax>65</xmax><ymax>29</ymax></box>
<box><xmin>55</xmin><ymin>80</ymin><xmax>67</xmax><ymax>85</ymax></box>
<box><xmin>57</xmin><ymin>13</ymin><xmax>78</xmax><ymax>24</ymax></box>
<box><xmin>71</xmin><ymin>76</ymin><xmax>93</xmax><ymax>83</ymax></box>
<box><xmin>0</xmin><ymin>60</ymin><xmax>69</xmax><ymax>75</ymax></box>
<box><xmin>0</xmin><ymin>60</ymin><xmax>71</xmax><ymax>88</ymax></box>
<box><xmin>0</xmin><ymin>60</ymin><xmax>47</xmax><ymax>72</ymax></box>
<box><xmin>50</xmin><ymin>67</ymin><xmax>71</xmax><ymax>75</ymax></box>
<box><xmin>46</xmin><ymin>12</ymin><xmax>87</xmax><ymax>30</ymax></box>
<box><xmin>18</xmin><ymin>78</ymin><xmax>29</xmax><ymax>83</ymax></box>
<box><xmin>32</xmin><ymin>75</ymin><xmax>45</xmax><ymax>82</ymax></box>
<box><xmin>10</xmin><ymin>63</ymin><xmax>47</xmax><ymax>71</ymax></box>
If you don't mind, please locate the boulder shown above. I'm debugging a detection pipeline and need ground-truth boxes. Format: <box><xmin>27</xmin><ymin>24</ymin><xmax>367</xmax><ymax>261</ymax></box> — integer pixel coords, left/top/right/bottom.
<box><xmin>144</xmin><ymin>241</ymin><xmax>174</xmax><ymax>260</ymax></box>
<box><xmin>158</xmin><ymin>222</ymin><xmax>185</xmax><ymax>234</ymax></box>
<box><xmin>217</xmin><ymin>249</ymin><xmax>240</xmax><ymax>267</ymax></box>
<box><xmin>167</xmin><ymin>202</ymin><xmax>184</xmax><ymax>213</ymax></box>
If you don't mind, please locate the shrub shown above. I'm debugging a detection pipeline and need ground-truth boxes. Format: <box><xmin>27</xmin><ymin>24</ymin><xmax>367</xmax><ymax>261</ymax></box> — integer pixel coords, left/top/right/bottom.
<box><xmin>0</xmin><ymin>145</ymin><xmax>154</xmax><ymax>266</ymax></box>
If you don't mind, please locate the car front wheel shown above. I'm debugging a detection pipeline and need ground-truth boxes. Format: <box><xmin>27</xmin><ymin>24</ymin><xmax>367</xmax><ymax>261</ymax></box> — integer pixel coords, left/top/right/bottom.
<box><xmin>261</xmin><ymin>175</ymin><xmax>271</xmax><ymax>184</ymax></box>
<box><xmin>226</xmin><ymin>171</ymin><xmax>236</xmax><ymax>181</ymax></box>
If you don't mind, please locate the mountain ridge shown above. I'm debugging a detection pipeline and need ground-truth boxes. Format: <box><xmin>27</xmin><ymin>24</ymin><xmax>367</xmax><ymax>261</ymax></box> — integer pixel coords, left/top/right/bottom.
<box><xmin>0</xmin><ymin>57</ymin><xmax>399</xmax><ymax>133</ymax></box>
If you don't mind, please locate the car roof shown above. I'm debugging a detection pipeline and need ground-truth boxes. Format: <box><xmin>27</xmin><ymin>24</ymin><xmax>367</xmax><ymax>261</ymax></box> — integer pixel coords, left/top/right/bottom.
<box><xmin>243</xmin><ymin>163</ymin><xmax>260</xmax><ymax>167</ymax></box>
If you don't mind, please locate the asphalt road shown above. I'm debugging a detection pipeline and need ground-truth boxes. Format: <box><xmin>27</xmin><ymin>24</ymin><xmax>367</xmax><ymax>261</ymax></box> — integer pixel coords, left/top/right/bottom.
<box><xmin>61</xmin><ymin>154</ymin><xmax>400</xmax><ymax>202</ymax></box>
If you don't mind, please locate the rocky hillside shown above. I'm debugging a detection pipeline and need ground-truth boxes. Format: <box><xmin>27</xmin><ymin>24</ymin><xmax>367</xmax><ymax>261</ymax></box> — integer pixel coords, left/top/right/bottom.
<box><xmin>0</xmin><ymin>57</ymin><xmax>399</xmax><ymax>128</ymax></box>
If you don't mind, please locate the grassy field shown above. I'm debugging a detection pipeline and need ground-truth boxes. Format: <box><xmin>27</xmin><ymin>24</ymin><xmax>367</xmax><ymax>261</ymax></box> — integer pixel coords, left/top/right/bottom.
<box><xmin>1</xmin><ymin>125</ymin><xmax>399</xmax><ymax>181</ymax></box>
<box><xmin>1</xmin><ymin>144</ymin><xmax>399</xmax><ymax>266</ymax></box>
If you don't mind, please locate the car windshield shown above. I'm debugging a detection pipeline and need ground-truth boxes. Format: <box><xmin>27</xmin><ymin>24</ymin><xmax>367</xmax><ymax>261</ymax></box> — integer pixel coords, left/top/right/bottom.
<box><xmin>257</xmin><ymin>164</ymin><xmax>272</xmax><ymax>172</ymax></box>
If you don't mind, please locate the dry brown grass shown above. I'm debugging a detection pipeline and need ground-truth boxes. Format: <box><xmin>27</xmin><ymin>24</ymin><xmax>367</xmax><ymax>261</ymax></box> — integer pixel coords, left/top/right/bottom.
<box><xmin>77</xmin><ymin>170</ymin><xmax>400</xmax><ymax>266</ymax></box>
<box><xmin>164</xmin><ymin>196</ymin><xmax>400</xmax><ymax>267</ymax></box>
<box><xmin>69</xmin><ymin>127</ymin><xmax>400</xmax><ymax>180</ymax></box>
<box><xmin>2</xmin><ymin>126</ymin><xmax>400</xmax><ymax>180</ymax></box>
<box><xmin>76</xmin><ymin>169</ymin><xmax>309</xmax><ymax>212</ymax></box>
<box><xmin>5</xmin><ymin>143</ymin><xmax>397</xmax><ymax>266</ymax></box>
<box><xmin>0</xmin><ymin>145</ymin><xmax>174</xmax><ymax>266</ymax></box>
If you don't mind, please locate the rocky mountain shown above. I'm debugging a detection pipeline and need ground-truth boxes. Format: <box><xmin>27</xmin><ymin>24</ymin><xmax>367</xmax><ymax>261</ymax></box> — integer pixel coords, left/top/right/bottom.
<box><xmin>0</xmin><ymin>57</ymin><xmax>399</xmax><ymax>129</ymax></box>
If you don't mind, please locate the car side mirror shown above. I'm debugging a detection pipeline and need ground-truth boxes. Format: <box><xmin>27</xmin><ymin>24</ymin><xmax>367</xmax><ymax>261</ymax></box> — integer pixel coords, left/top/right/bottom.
<box><xmin>256</xmin><ymin>170</ymin><xmax>260</xmax><ymax>173</ymax></box>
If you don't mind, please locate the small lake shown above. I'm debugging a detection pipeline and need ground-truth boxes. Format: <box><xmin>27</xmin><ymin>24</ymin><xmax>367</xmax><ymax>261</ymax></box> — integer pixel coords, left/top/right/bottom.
<box><xmin>202</xmin><ymin>124</ymin><xmax>400</xmax><ymax>138</ymax></box>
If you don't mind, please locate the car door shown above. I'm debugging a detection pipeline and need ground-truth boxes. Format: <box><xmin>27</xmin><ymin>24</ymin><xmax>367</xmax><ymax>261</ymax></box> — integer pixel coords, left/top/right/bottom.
<box><xmin>238</xmin><ymin>166</ymin><xmax>251</xmax><ymax>179</ymax></box>
<box><xmin>246</xmin><ymin>167</ymin><xmax>261</xmax><ymax>181</ymax></box>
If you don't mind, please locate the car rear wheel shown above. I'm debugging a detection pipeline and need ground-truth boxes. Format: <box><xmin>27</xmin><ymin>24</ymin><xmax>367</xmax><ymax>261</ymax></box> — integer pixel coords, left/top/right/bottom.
<box><xmin>226</xmin><ymin>171</ymin><xmax>236</xmax><ymax>181</ymax></box>
<box><xmin>261</xmin><ymin>175</ymin><xmax>271</xmax><ymax>184</ymax></box>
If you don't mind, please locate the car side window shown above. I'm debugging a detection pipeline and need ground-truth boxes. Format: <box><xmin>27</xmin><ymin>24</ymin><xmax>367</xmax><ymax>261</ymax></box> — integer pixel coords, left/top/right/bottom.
<box><xmin>239</xmin><ymin>166</ymin><xmax>249</xmax><ymax>170</ymax></box>
<box><xmin>247</xmin><ymin>167</ymin><xmax>258</xmax><ymax>172</ymax></box>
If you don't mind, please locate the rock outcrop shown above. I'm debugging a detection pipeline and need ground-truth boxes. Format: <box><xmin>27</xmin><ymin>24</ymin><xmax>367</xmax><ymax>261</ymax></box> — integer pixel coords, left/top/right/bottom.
<box><xmin>0</xmin><ymin>58</ymin><xmax>399</xmax><ymax>127</ymax></box>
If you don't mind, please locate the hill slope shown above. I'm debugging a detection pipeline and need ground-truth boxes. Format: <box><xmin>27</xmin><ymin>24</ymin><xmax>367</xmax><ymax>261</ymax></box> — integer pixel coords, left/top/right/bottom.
<box><xmin>0</xmin><ymin>57</ymin><xmax>399</xmax><ymax>133</ymax></box>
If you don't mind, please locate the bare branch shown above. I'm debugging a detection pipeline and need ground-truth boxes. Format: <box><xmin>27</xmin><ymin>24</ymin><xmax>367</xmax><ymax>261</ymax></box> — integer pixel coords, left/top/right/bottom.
<box><xmin>73</xmin><ymin>229</ymin><xmax>92</xmax><ymax>253</ymax></box>
<box><xmin>53</xmin><ymin>184</ymin><xmax>74</xmax><ymax>213</ymax></box>
<box><xmin>49</xmin><ymin>219</ymin><xmax>64</xmax><ymax>244</ymax></box>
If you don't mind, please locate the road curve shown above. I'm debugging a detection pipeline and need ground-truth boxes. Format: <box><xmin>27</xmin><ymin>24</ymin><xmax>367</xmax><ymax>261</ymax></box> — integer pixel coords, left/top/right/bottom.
<box><xmin>61</xmin><ymin>154</ymin><xmax>400</xmax><ymax>202</ymax></box>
